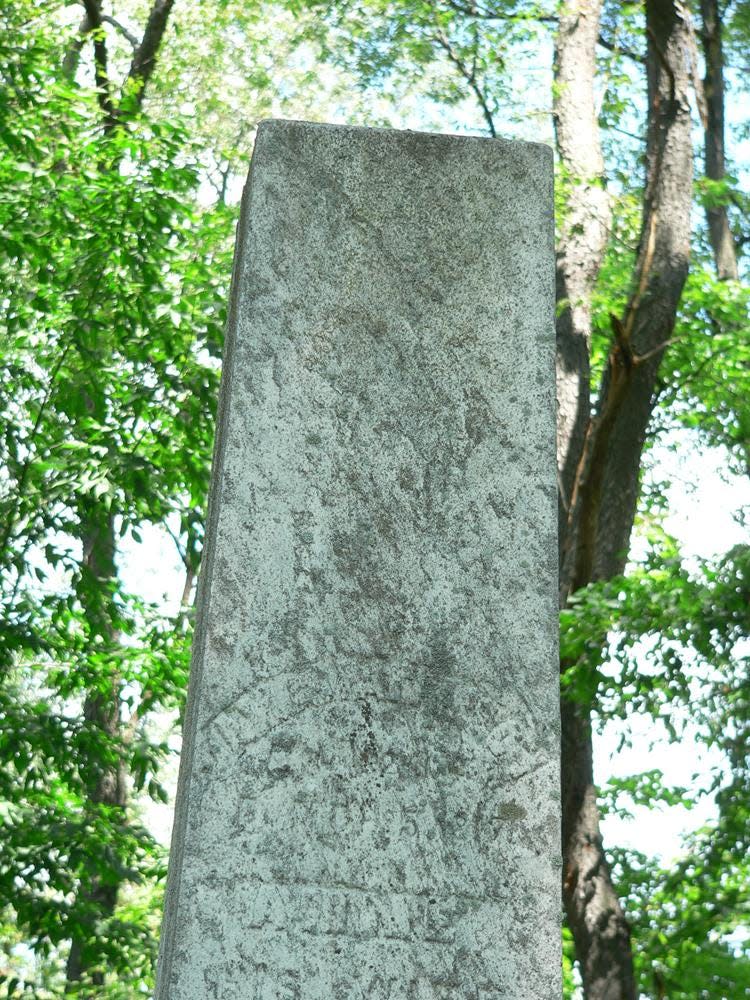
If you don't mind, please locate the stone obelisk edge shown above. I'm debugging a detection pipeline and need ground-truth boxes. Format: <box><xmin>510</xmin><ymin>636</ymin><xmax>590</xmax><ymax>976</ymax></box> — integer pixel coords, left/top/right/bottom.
<box><xmin>155</xmin><ymin>118</ymin><xmax>560</xmax><ymax>996</ymax></box>
<box><xmin>154</xmin><ymin>138</ymin><xmax>258</xmax><ymax>999</ymax></box>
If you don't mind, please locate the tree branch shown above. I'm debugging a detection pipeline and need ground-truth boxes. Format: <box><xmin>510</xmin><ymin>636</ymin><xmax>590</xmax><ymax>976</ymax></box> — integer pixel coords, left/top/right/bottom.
<box><xmin>81</xmin><ymin>0</ymin><xmax>117</xmax><ymax>125</ymax></box>
<box><xmin>126</xmin><ymin>0</ymin><xmax>176</xmax><ymax>111</ymax></box>
<box><xmin>443</xmin><ymin>0</ymin><xmax>557</xmax><ymax>24</ymax></box>
<box><xmin>62</xmin><ymin>12</ymin><xmax>93</xmax><ymax>80</ymax></box>
<box><xmin>597</xmin><ymin>31</ymin><xmax>644</xmax><ymax>63</ymax></box>
<box><xmin>685</xmin><ymin>6</ymin><xmax>708</xmax><ymax>128</ymax></box>
<box><xmin>432</xmin><ymin>28</ymin><xmax>497</xmax><ymax>137</ymax></box>
<box><xmin>100</xmin><ymin>13</ymin><xmax>139</xmax><ymax>49</ymax></box>
<box><xmin>699</xmin><ymin>0</ymin><xmax>739</xmax><ymax>280</ymax></box>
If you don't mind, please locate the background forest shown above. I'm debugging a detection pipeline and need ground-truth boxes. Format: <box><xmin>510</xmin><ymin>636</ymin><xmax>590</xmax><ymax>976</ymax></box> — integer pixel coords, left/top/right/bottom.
<box><xmin>1</xmin><ymin>0</ymin><xmax>749</xmax><ymax>997</ymax></box>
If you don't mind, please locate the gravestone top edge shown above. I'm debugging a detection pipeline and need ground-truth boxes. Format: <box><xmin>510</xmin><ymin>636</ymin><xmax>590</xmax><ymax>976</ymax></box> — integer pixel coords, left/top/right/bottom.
<box><xmin>254</xmin><ymin>116</ymin><xmax>554</xmax><ymax>161</ymax></box>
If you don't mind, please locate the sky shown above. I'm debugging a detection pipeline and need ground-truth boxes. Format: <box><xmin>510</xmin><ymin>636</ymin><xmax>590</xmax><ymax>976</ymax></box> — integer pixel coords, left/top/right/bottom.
<box><xmin>598</xmin><ymin>434</ymin><xmax>750</xmax><ymax>863</ymax></box>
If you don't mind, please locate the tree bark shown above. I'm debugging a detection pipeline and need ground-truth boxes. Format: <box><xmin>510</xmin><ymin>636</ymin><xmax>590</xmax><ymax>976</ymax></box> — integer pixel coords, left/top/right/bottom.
<box><xmin>81</xmin><ymin>0</ymin><xmax>117</xmax><ymax>125</ymax></box>
<box><xmin>557</xmin><ymin>2</ymin><xmax>694</xmax><ymax>997</ymax></box>
<box><xmin>700</xmin><ymin>0</ymin><xmax>739</xmax><ymax>280</ymax></box>
<box><xmin>588</xmin><ymin>0</ymin><xmax>693</xmax><ymax>584</ymax></box>
<box><xmin>553</xmin><ymin>0</ymin><xmax>611</xmax><ymax>570</ymax></box>
<box><xmin>65</xmin><ymin>508</ymin><xmax>127</xmax><ymax>990</ymax></box>
<box><xmin>126</xmin><ymin>0</ymin><xmax>175</xmax><ymax>109</ymax></box>
<box><xmin>562</xmin><ymin>701</ymin><xmax>637</xmax><ymax>1000</ymax></box>
<box><xmin>553</xmin><ymin>3</ymin><xmax>638</xmax><ymax>998</ymax></box>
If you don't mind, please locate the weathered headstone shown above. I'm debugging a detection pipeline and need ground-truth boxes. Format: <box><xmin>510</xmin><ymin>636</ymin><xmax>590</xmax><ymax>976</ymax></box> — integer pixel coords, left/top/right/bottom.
<box><xmin>156</xmin><ymin>120</ymin><xmax>559</xmax><ymax>1000</ymax></box>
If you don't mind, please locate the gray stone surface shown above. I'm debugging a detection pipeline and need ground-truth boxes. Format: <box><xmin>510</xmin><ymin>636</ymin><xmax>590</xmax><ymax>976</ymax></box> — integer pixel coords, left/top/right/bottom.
<box><xmin>156</xmin><ymin>119</ymin><xmax>559</xmax><ymax>1000</ymax></box>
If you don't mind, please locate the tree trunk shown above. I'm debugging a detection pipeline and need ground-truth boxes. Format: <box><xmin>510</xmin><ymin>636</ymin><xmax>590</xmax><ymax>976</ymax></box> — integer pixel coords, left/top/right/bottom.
<box><xmin>553</xmin><ymin>3</ymin><xmax>638</xmax><ymax>997</ymax></box>
<box><xmin>66</xmin><ymin>509</ymin><xmax>127</xmax><ymax>990</ymax></box>
<box><xmin>700</xmin><ymin>0</ymin><xmax>739</xmax><ymax>281</ymax></box>
<box><xmin>588</xmin><ymin>0</ymin><xmax>692</xmax><ymax>584</ymax></box>
<box><xmin>558</xmin><ymin>2</ymin><xmax>694</xmax><ymax>997</ymax></box>
<box><xmin>562</xmin><ymin>700</ymin><xmax>637</xmax><ymax>999</ymax></box>
<box><xmin>554</xmin><ymin>0</ymin><xmax>611</xmax><ymax>543</ymax></box>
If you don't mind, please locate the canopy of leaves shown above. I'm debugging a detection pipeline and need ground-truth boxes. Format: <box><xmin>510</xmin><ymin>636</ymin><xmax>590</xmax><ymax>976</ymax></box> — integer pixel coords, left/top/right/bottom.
<box><xmin>1</xmin><ymin>2</ymin><xmax>230</xmax><ymax>991</ymax></box>
<box><xmin>1</xmin><ymin>0</ymin><xmax>749</xmax><ymax>996</ymax></box>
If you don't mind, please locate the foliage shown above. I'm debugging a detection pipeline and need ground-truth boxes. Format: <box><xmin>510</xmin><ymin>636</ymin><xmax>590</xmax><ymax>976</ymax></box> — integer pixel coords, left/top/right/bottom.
<box><xmin>0</xmin><ymin>3</ymin><xmax>230</xmax><ymax>990</ymax></box>
<box><xmin>1</xmin><ymin>0</ymin><xmax>749</xmax><ymax>996</ymax></box>
<box><xmin>562</xmin><ymin>538</ymin><xmax>750</xmax><ymax>997</ymax></box>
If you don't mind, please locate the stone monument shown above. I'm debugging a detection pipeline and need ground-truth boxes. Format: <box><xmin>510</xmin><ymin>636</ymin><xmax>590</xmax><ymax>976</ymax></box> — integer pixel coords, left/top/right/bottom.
<box><xmin>156</xmin><ymin>120</ymin><xmax>559</xmax><ymax>999</ymax></box>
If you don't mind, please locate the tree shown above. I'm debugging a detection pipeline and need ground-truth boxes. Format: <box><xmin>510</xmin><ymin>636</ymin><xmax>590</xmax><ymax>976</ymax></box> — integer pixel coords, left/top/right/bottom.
<box><xmin>561</xmin><ymin>533</ymin><xmax>750</xmax><ymax>997</ymax></box>
<box><xmin>2</xmin><ymin>0</ymin><xmax>748</xmax><ymax>996</ymax></box>
<box><xmin>0</xmin><ymin>1</ymin><xmax>229</xmax><ymax>991</ymax></box>
<box><xmin>557</xmin><ymin>1</ymin><xmax>693</xmax><ymax>993</ymax></box>
<box><xmin>299</xmin><ymin>0</ymin><xmax>747</xmax><ymax>995</ymax></box>
<box><xmin>699</xmin><ymin>0</ymin><xmax>740</xmax><ymax>281</ymax></box>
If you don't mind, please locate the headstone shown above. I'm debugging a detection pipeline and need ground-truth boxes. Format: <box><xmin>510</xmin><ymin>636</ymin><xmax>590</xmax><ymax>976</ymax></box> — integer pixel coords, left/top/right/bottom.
<box><xmin>156</xmin><ymin>120</ymin><xmax>559</xmax><ymax>1000</ymax></box>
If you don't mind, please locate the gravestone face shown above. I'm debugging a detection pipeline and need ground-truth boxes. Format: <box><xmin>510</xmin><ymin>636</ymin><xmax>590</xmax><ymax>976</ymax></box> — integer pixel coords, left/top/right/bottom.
<box><xmin>156</xmin><ymin>120</ymin><xmax>559</xmax><ymax>1000</ymax></box>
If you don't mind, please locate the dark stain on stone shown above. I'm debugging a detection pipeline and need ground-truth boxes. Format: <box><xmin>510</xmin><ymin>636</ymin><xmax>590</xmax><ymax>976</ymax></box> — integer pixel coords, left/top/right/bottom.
<box><xmin>428</xmin><ymin>637</ymin><xmax>455</xmax><ymax>676</ymax></box>
<box><xmin>496</xmin><ymin>802</ymin><xmax>527</xmax><ymax>822</ymax></box>
<box><xmin>398</xmin><ymin>465</ymin><xmax>419</xmax><ymax>494</ymax></box>
<box><xmin>269</xmin><ymin>764</ymin><xmax>292</xmax><ymax>780</ymax></box>
<box><xmin>463</xmin><ymin>391</ymin><xmax>493</xmax><ymax>448</ymax></box>
<box><xmin>270</xmin><ymin>733</ymin><xmax>296</xmax><ymax>753</ymax></box>
<box><xmin>369</xmin><ymin>318</ymin><xmax>388</xmax><ymax>340</ymax></box>
<box><xmin>360</xmin><ymin>698</ymin><xmax>377</xmax><ymax>765</ymax></box>
<box><xmin>488</xmin><ymin>494</ymin><xmax>514</xmax><ymax>521</ymax></box>
<box><xmin>422</xmin><ymin>634</ymin><xmax>458</xmax><ymax>725</ymax></box>
<box><xmin>348</xmin><ymin>699</ymin><xmax>378</xmax><ymax>767</ymax></box>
